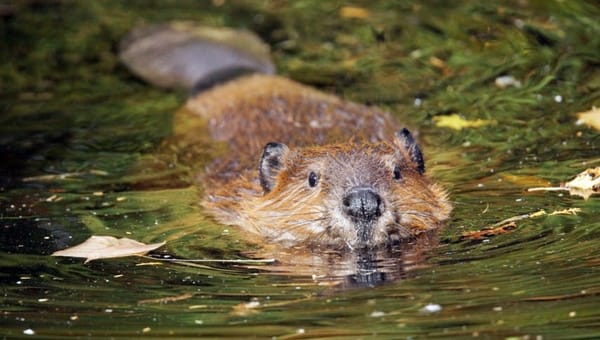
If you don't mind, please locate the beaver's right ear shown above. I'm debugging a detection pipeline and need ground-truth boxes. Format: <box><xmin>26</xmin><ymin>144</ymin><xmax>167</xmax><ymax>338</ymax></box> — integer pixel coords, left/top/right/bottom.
<box><xmin>394</xmin><ymin>128</ymin><xmax>425</xmax><ymax>175</ymax></box>
<box><xmin>259</xmin><ymin>142</ymin><xmax>289</xmax><ymax>193</ymax></box>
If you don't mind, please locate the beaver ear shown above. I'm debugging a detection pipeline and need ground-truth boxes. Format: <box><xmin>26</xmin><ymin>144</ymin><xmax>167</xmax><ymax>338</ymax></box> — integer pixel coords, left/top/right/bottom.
<box><xmin>394</xmin><ymin>128</ymin><xmax>425</xmax><ymax>174</ymax></box>
<box><xmin>259</xmin><ymin>142</ymin><xmax>289</xmax><ymax>193</ymax></box>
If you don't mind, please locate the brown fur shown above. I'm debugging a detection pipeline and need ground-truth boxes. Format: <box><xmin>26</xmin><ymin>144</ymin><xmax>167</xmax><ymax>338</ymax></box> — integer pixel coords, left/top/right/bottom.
<box><xmin>183</xmin><ymin>74</ymin><xmax>451</xmax><ymax>249</ymax></box>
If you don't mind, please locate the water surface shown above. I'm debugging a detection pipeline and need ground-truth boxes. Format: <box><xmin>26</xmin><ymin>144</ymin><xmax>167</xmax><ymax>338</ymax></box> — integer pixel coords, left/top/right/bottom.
<box><xmin>1</xmin><ymin>1</ymin><xmax>599</xmax><ymax>338</ymax></box>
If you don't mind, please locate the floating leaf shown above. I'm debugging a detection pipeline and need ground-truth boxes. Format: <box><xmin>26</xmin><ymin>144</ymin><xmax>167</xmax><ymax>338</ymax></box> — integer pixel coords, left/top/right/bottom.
<box><xmin>563</xmin><ymin>167</ymin><xmax>600</xmax><ymax>199</ymax></box>
<box><xmin>52</xmin><ymin>236</ymin><xmax>165</xmax><ymax>263</ymax></box>
<box><xmin>575</xmin><ymin>106</ymin><xmax>600</xmax><ymax>131</ymax></box>
<box><xmin>433</xmin><ymin>114</ymin><xmax>496</xmax><ymax>130</ymax></box>
<box><xmin>528</xmin><ymin>167</ymin><xmax>600</xmax><ymax>200</ymax></box>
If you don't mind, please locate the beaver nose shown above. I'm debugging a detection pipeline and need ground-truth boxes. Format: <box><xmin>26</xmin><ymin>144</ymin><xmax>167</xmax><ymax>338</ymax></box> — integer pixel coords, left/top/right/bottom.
<box><xmin>342</xmin><ymin>186</ymin><xmax>383</xmax><ymax>221</ymax></box>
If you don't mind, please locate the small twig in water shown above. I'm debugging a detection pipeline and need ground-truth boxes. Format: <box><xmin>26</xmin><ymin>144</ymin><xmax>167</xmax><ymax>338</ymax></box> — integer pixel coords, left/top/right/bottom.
<box><xmin>141</xmin><ymin>255</ymin><xmax>276</xmax><ymax>264</ymax></box>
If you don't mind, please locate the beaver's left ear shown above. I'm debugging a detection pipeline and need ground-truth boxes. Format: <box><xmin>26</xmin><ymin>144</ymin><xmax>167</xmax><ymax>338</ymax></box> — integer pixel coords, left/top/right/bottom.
<box><xmin>393</xmin><ymin>128</ymin><xmax>425</xmax><ymax>174</ymax></box>
<box><xmin>259</xmin><ymin>142</ymin><xmax>289</xmax><ymax>193</ymax></box>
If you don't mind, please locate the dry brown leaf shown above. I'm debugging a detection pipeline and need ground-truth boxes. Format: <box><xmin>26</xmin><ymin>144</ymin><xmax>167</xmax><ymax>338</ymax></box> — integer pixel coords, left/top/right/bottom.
<box><xmin>528</xmin><ymin>167</ymin><xmax>600</xmax><ymax>200</ymax></box>
<box><xmin>576</xmin><ymin>106</ymin><xmax>600</xmax><ymax>131</ymax></box>
<box><xmin>52</xmin><ymin>236</ymin><xmax>165</xmax><ymax>263</ymax></box>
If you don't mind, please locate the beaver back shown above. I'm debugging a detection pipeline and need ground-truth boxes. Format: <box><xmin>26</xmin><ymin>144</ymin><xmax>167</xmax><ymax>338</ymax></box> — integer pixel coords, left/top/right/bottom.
<box><xmin>184</xmin><ymin>75</ymin><xmax>399</xmax><ymax>180</ymax></box>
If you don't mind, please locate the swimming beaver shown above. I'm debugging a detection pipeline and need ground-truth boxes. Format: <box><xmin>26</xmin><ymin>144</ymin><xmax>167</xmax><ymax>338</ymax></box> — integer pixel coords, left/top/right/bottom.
<box><xmin>120</xmin><ymin>23</ymin><xmax>451</xmax><ymax>250</ymax></box>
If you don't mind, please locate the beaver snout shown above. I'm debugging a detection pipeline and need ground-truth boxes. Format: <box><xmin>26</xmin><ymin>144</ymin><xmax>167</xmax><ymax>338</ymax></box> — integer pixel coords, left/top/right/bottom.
<box><xmin>342</xmin><ymin>186</ymin><xmax>383</xmax><ymax>222</ymax></box>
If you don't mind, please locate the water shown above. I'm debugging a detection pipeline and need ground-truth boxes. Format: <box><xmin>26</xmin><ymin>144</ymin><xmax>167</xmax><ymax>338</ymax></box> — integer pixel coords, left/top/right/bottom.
<box><xmin>1</xmin><ymin>1</ymin><xmax>599</xmax><ymax>338</ymax></box>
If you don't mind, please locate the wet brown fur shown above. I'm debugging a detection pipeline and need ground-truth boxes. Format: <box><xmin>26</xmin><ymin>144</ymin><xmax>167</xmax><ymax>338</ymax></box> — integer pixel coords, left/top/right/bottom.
<box><xmin>184</xmin><ymin>74</ymin><xmax>451</xmax><ymax>249</ymax></box>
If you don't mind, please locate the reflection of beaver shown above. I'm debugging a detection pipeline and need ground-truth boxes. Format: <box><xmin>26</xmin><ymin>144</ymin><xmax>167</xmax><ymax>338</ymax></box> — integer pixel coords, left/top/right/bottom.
<box><xmin>120</xmin><ymin>23</ymin><xmax>451</xmax><ymax>250</ymax></box>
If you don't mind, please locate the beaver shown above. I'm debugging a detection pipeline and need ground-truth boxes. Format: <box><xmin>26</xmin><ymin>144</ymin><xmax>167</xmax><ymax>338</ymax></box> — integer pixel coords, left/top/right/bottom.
<box><xmin>120</xmin><ymin>22</ymin><xmax>451</xmax><ymax>250</ymax></box>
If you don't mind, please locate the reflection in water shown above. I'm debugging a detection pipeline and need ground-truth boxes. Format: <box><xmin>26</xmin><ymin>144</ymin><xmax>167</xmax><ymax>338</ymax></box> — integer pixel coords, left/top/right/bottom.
<box><xmin>243</xmin><ymin>232</ymin><xmax>438</xmax><ymax>288</ymax></box>
<box><xmin>346</xmin><ymin>249</ymin><xmax>404</xmax><ymax>287</ymax></box>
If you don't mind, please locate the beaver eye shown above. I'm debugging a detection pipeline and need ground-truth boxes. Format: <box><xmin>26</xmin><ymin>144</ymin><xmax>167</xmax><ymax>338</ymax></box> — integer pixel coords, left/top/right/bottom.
<box><xmin>308</xmin><ymin>171</ymin><xmax>319</xmax><ymax>187</ymax></box>
<box><xmin>393</xmin><ymin>165</ymin><xmax>402</xmax><ymax>180</ymax></box>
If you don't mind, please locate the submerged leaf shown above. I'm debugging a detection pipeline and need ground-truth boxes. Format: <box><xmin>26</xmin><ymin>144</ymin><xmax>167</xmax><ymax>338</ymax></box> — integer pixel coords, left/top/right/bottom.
<box><xmin>52</xmin><ymin>236</ymin><xmax>165</xmax><ymax>263</ymax></box>
<box><xmin>433</xmin><ymin>114</ymin><xmax>496</xmax><ymax>130</ymax></box>
<box><xmin>501</xmin><ymin>174</ymin><xmax>552</xmax><ymax>187</ymax></box>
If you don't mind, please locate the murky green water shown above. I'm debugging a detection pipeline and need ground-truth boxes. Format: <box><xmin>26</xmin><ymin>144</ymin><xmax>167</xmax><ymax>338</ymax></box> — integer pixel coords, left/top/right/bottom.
<box><xmin>1</xmin><ymin>1</ymin><xmax>599</xmax><ymax>338</ymax></box>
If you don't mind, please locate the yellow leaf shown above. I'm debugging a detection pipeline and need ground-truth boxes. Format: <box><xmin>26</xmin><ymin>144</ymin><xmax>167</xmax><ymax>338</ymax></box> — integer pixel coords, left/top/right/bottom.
<box><xmin>549</xmin><ymin>208</ymin><xmax>581</xmax><ymax>216</ymax></box>
<box><xmin>576</xmin><ymin>107</ymin><xmax>600</xmax><ymax>131</ymax></box>
<box><xmin>433</xmin><ymin>114</ymin><xmax>496</xmax><ymax>130</ymax></box>
<box><xmin>339</xmin><ymin>6</ymin><xmax>370</xmax><ymax>19</ymax></box>
<box><xmin>52</xmin><ymin>236</ymin><xmax>165</xmax><ymax>263</ymax></box>
<box><xmin>429</xmin><ymin>56</ymin><xmax>453</xmax><ymax>76</ymax></box>
<box><xmin>429</xmin><ymin>56</ymin><xmax>447</xmax><ymax>69</ymax></box>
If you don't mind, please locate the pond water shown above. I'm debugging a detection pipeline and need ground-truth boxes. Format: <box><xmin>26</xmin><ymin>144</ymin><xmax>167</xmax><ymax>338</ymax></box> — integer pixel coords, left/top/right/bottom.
<box><xmin>1</xmin><ymin>1</ymin><xmax>599</xmax><ymax>338</ymax></box>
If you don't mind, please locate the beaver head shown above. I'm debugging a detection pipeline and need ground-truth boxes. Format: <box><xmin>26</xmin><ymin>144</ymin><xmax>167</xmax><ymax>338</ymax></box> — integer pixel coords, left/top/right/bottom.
<box><xmin>221</xmin><ymin>128</ymin><xmax>451</xmax><ymax>249</ymax></box>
